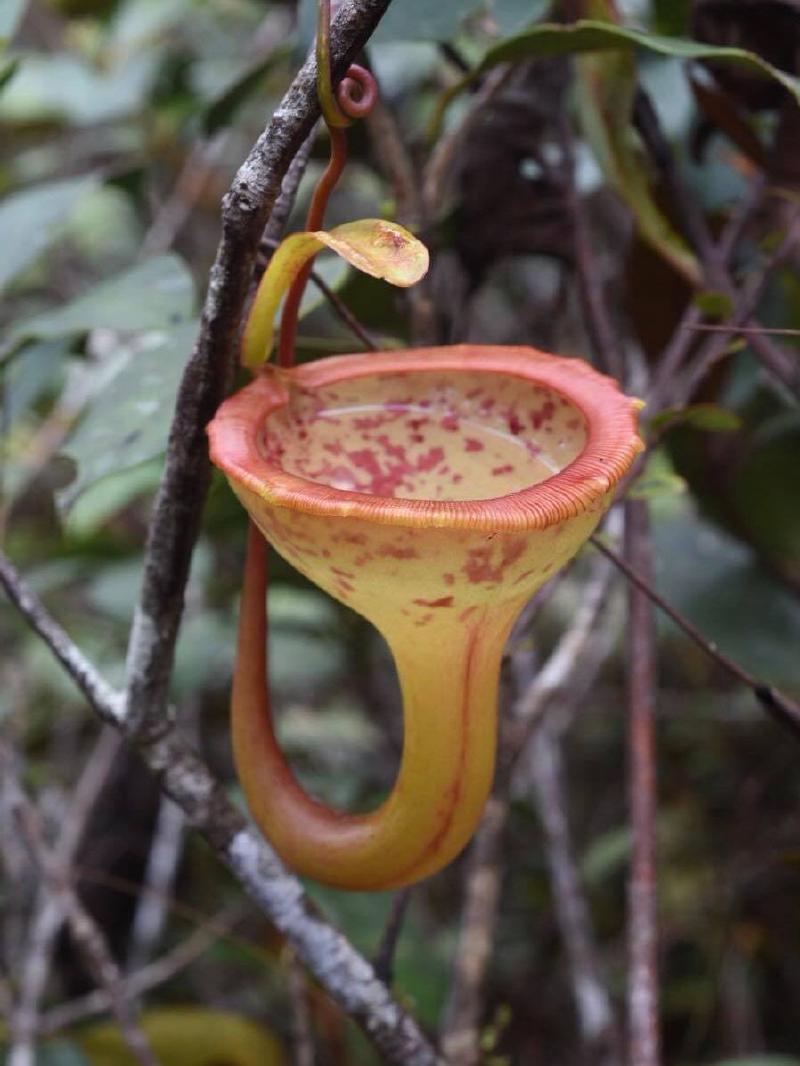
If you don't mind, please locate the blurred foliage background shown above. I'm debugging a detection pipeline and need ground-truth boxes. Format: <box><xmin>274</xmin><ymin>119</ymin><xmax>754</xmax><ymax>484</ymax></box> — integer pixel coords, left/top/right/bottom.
<box><xmin>2</xmin><ymin>0</ymin><xmax>800</xmax><ymax>1063</ymax></box>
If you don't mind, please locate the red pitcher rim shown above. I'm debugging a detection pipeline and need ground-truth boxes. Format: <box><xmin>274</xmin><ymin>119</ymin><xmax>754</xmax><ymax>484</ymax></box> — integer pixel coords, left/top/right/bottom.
<box><xmin>207</xmin><ymin>345</ymin><xmax>644</xmax><ymax>532</ymax></box>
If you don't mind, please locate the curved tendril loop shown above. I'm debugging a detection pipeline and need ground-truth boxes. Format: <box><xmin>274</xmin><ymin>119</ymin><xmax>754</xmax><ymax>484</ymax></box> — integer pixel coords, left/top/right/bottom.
<box><xmin>336</xmin><ymin>63</ymin><xmax>377</xmax><ymax>120</ymax></box>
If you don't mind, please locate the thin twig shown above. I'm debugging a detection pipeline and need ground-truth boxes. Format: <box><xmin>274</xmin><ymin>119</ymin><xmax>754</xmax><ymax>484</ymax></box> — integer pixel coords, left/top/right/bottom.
<box><xmin>509</xmin><ymin>548</ymin><xmax>617</xmax><ymax>748</ymax></box>
<box><xmin>422</xmin><ymin>63</ymin><xmax>514</xmax><ymax>220</ymax></box>
<box><xmin>308</xmin><ymin>264</ymin><xmax>380</xmax><ymax>349</ymax></box>
<box><xmin>624</xmin><ymin>500</ymin><xmax>660</xmax><ymax>1066</ymax></box>
<box><xmin>363</xmin><ymin>86</ymin><xmax>435</xmax><ymax>344</ymax></box>
<box><xmin>140</xmin><ymin>135</ymin><xmax>228</xmax><ymax>258</ymax></box>
<box><xmin>286</xmin><ymin>947</ymin><xmax>316</xmax><ymax>1066</ymax></box>
<box><xmin>439</xmin><ymin>796</ymin><xmax>508</xmax><ymax>1066</ymax></box>
<box><xmin>530</xmin><ymin>728</ymin><xmax>621</xmax><ymax>1065</ymax></box>
<box><xmin>263</xmin><ymin>131</ymin><xmax>317</xmax><ymax>246</ymax></box>
<box><xmin>259</xmin><ymin>234</ymin><xmax>380</xmax><ymax>349</ymax></box>
<box><xmin>1</xmin><ymin>742</ymin><xmax>158</xmax><ymax>1066</ymax></box>
<box><xmin>647</xmin><ymin>179</ymin><xmax>764</xmax><ymax>410</ymax></box>
<box><xmin>0</xmin><ymin>553</ymin><xmax>123</xmax><ymax>721</ymax></box>
<box><xmin>8</xmin><ymin>728</ymin><xmax>122</xmax><ymax>1066</ymax></box>
<box><xmin>633</xmin><ymin>91</ymin><xmax>800</xmax><ymax>402</ymax></box>
<box><xmin>589</xmin><ymin>535</ymin><xmax>800</xmax><ymax>737</ymax></box>
<box><xmin>676</xmin><ymin>213</ymin><xmax>800</xmax><ymax>405</ymax></box>
<box><xmin>372</xmin><ymin>888</ymin><xmax>413</xmax><ymax>987</ymax></box>
<box><xmin>126</xmin><ymin>796</ymin><xmax>186</xmax><ymax>975</ymax></box>
<box><xmin>39</xmin><ymin>906</ymin><xmax>245</xmax><ymax>1037</ymax></box>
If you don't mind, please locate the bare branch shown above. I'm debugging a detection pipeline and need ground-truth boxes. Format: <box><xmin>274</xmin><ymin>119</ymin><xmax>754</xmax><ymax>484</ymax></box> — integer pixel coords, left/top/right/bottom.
<box><xmin>286</xmin><ymin>948</ymin><xmax>316</xmax><ymax>1066</ymax></box>
<box><xmin>647</xmin><ymin>179</ymin><xmax>764</xmax><ymax>410</ymax></box>
<box><xmin>7</xmin><ymin>729</ymin><xmax>122</xmax><ymax>1065</ymax></box>
<box><xmin>439</xmin><ymin>795</ymin><xmax>508</xmax><ymax>1066</ymax></box>
<box><xmin>126</xmin><ymin>796</ymin><xmax>186</xmax><ymax>974</ymax></box>
<box><xmin>632</xmin><ymin>94</ymin><xmax>800</xmax><ymax>402</ymax></box>
<box><xmin>624</xmin><ymin>500</ymin><xmax>660</xmax><ymax>1066</ymax></box>
<box><xmin>0</xmin><ymin>552</ymin><xmax>122</xmax><ymax>722</ymax></box>
<box><xmin>40</xmin><ymin>906</ymin><xmax>245</xmax><ymax>1037</ymax></box>
<box><xmin>373</xmin><ymin>888</ymin><xmax>413</xmax><ymax>987</ymax></box>
<box><xmin>530</xmin><ymin>729</ymin><xmax>621</xmax><ymax>1065</ymax></box>
<box><xmin>1</xmin><ymin>742</ymin><xmax>157</xmax><ymax>1066</ymax></box>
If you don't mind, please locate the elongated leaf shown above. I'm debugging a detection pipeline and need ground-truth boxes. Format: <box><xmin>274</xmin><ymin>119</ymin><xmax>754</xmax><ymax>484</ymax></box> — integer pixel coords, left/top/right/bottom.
<box><xmin>58</xmin><ymin>321</ymin><xmax>198</xmax><ymax>512</ymax></box>
<box><xmin>434</xmin><ymin>19</ymin><xmax>800</xmax><ymax>131</ymax></box>
<box><xmin>474</xmin><ymin>20</ymin><xmax>800</xmax><ymax>102</ymax></box>
<box><xmin>576</xmin><ymin>46</ymin><xmax>700</xmax><ymax>282</ymax></box>
<box><xmin>649</xmin><ymin>403</ymin><xmax>742</xmax><ymax>433</ymax></box>
<box><xmin>10</xmin><ymin>255</ymin><xmax>195</xmax><ymax>345</ymax></box>
<box><xmin>0</xmin><ymin>176</ymin><xmax>97</xmax><ymax>294</ymax></box>
<box><xmin>242</xmin><ymin>219</ymin><xmax>428</xmax><ymax>368</ymax></box>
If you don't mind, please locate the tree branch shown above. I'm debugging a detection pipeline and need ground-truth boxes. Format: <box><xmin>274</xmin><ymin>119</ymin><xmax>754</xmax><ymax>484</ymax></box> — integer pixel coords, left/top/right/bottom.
<box><xmin>624</xmin><ymin>500</ymin><xmax>660</xmax><ymax>1066</ymax></box>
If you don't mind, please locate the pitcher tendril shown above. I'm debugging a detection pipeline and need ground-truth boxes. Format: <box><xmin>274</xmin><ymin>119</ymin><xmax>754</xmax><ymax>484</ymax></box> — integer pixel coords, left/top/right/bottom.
<box><xmin>276</xmin><ymin>1</ymin><xmax>378</xmax><ymax>369</ymax></box>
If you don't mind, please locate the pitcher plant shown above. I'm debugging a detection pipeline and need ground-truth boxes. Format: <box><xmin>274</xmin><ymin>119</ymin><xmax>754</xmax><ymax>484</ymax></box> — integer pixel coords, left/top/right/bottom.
<box><xmin>207</xmin><ymin>0</ymin><xmax>643</xmax><ymax>891</ymax></box>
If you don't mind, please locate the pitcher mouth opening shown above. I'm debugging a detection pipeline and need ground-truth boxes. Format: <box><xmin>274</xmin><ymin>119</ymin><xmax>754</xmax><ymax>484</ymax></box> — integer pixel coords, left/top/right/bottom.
<box><xmin>208</xmin><ymin>345</ymin><xmax>643</xmax><ymax>532</ymax></box>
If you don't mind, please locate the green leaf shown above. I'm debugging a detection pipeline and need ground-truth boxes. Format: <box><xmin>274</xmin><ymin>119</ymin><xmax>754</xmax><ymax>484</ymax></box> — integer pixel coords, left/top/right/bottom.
<box><xmin>575</xmin><ymin>44</ymin><xmax>700</xmax><ymax>282</ymax></box>
<box><xmin>0</xmin><ymin>50</ymin><xmax>156</xmax><ymax>125</ymax></box>
<box><xmin>692</xmin><ymin>289</ymin><xmax>734</xmax><ymax>319</ymax></box>
<box><xmin>653</xmin><ymin>503</ymin><xmax>800</xmax><ymax>687</ymax></box>
<box><xmin>0</xmin><ymin>0</ymin><xmax>27</xmax><ymax>47</ymax></box>
<box><xmin>10</xmin><ymin>255</ymin><xmax>195</xmax><ymax>346</ymax></box>
<box><xmin>649</xmin><ymin>403</ymin><xmax>743</xmax><ymax>434</ymax></box>
<box><xmin>65</xmin><ymin>459</ymin><xmax>163</xmax><ymax>538</ymax></box>
<box><xmin>473</xmin><ymin>20</ymin><xmax>800</xmax><ymax>101</ymax></box>
<box><xmin>0</xmin><ymin>176</ymin><xmax>97</xmax><ymax>294</ymax></box>
<box><xmin>581</xmin><ymin>826</ymin><xmax>632</xmax><ymax>886</ymax></box>
<box><xmin>435</xmin><ymin>19</ymin><xmax>800</xmax><ymax>130</ymax></box>
<box><xmin>629</xmin><ymin>469</ymin><xmax>687</xmax><ymax>500</ymax></box>
<box><xmin>58</xmin><ymin>320</ymin><xmax>198</xmax><ymax>512</ymax></box>
<box><xmin>76</xmin><ymin>1007</ymin><xmax>285</xmax><ymax>1066</ymax></box>
<box><xmin>2</xmin><ymin>339</ymin><xmax>69</xmax><ymax>424</ymax></box>
<box><xmin>202</xmin><ymin>44</ymin><xmax>292</xmax><ymax>136</ymax></box>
